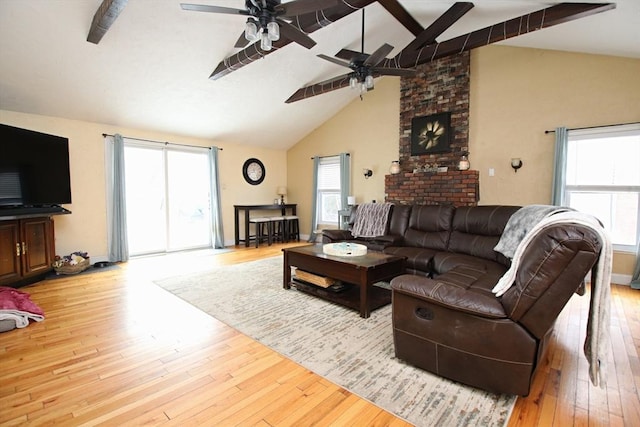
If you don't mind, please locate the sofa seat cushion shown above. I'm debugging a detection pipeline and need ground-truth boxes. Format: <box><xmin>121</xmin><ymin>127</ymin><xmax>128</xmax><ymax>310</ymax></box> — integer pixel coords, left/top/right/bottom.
<box><xmin>433</xmin><ymin>251</ymin><xmax>508</xmax><ymax>276</ymax></box>
<box><xmin>384</xmin><ymin>246</ymin><xmax>436</xmax><ymax>274</ymax></box>
<box><xmin>391</xmin><ymin>274</ymin><xmax>507</xmax><ymax>319</ymax></box>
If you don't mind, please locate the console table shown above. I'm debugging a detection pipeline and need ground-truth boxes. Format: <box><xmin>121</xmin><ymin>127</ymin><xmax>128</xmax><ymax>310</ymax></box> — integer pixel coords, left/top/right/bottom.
<box><xmin>234</xmin><ymin>204</ymin><xmax>297</xmax><ymax>247</ymax></box>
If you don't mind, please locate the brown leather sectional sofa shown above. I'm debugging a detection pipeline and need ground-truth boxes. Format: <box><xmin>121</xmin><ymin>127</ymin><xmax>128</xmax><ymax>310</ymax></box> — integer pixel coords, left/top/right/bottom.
<box><xmin>322</xmin><ymin>204</ymin><xmax>602</xmax><ymax>395</ymax></box>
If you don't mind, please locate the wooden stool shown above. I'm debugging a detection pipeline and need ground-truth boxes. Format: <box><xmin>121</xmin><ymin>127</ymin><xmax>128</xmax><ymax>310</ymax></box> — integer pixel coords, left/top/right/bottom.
<box><xmin>283</xmin><ymin>215</ymin><xmax>300</xmax><ymax>242</ymax></box>
<box><xmin>249</xmin><ymin>217</ymin><xmax>273</xmax><ymax>247</ymax></box>
<box><xmin>269</xmin><ymin>216</ymin><xmax>286</xmax><ymax>243</ymax></box>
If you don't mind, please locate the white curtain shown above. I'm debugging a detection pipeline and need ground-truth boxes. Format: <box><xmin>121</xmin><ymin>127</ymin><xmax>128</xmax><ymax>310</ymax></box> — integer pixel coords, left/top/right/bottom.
<box><xmin>105</xmin><ymin>134</ymin><xmax>129</xmax><ymax>262</ymax></box>
<box><xmin>208</xmin><ymin>147</ymin><xmax>225</xmax><ymax>248</ymax></box>
<box><xmin>551</xmin><ymin>126</ymin><xmax>568</xmax><ymax>206</ymax></box>
<box><xmin>308</xmin><ymin>156</ymin><xmax>320</xmax><ymax>242</ymax></box>
<box><xmin>631</xmin><ymin>239</ymin><xmax>640</xmax><ymax>290</ymax></box>
<box><xmin>339</xmin><ymin>152</ymin><xmax>351</xmax><ymax>211</ymax></box>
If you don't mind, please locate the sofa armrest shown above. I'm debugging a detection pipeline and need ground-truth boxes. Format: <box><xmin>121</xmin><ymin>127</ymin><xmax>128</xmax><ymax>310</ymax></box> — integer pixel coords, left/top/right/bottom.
<box><xmin>373</xmin><ymin>234</ymin><xmax>403</xmax><ymax>245</ymax></box>
<box><xmin>391</xmin><ymin>274</ymin><xmax>507</xmax><ymax>319</ymax></box>
<box><xmin>322</xmin><ymin>229</ymin><xmax>354</xmax><ymax>243</ymax></box>
<box><xmin>363</xmin><ymin>235</ymin><xmax>403</xmax><ymax>251</ymax></box>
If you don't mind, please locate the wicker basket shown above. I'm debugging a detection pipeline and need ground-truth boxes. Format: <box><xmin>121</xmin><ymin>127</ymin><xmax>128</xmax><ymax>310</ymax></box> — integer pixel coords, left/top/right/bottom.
<box><xmin>54</xmin><ymin>257</ymin><xmax>90</xmax><ymax>275</ymax></box>
<box><xmin>294</xmin><ymin>269</ymin><xmax>338</xmax><ymax>288</ymax></box>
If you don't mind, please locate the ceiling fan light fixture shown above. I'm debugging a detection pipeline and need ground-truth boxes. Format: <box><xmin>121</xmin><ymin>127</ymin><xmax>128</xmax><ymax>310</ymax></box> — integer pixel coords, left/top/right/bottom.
<box><xmin>245</xmin><ymin>19</ymin><xmax>258</xmax><ymax>42</ymax></box>
<box><xmin>365</xmin><ymin>74</ymin><xmax>374</xmax><ymax>89</ymax></box>
<box><xmin>260</xmin><ymin>31</ymin><xmax>272</xmax><ymax>51</ymax></box>
<box><xmin>267</xmin><ymin>20</ymin><xmax>279</xmax><ymax>41</ymax></box>
<box><xmin>349</xmin><ymin>76</ymin><xmax>358</xmax><ymax>89</ymax></box>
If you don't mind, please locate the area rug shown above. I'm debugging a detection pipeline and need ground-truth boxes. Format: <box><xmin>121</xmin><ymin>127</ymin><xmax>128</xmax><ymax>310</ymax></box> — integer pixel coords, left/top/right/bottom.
<box><xmin>153</xmin><ymin>256</ymin><xmax>516</xmax><ymax>426</ymax></box>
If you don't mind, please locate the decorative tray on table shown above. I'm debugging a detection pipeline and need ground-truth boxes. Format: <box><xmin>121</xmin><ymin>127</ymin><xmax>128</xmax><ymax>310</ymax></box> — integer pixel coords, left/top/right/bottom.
<box><xmin>322</xmin><ymin>242</ymin><xmax>367</xmax><ymax>257</ymax></box>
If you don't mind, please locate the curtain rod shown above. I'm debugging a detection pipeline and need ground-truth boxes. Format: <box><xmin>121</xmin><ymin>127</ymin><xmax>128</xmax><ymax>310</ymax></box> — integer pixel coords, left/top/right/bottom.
<box><xmin>102</xmin><ymin>133</ymin><xmax>222</xmax><ymax>150</ymax></box>
<box><xmin>310</xmin><ymin>153</ymin><xmax>350</xmax><ymax>159</ymax></box>
<box><xmin>544</xmin><ymin>122</ymin><xmax>639</xmax><ymax>134</ymax></box>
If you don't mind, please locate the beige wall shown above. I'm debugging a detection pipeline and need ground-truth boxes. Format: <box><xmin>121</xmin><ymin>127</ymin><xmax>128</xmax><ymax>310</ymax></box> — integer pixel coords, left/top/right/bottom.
<box><xmin>469</xmin><ymin>46</ymin><xmax>640</xmax><ymax>280</ymax></box>
<box><xmin>0</xmin><ymin>110</ymin><xmax>287</xmax><ymax>258</ymax></box>
<box><xmin>287</xmin><ymin>78</ymin><xmax>401</xmax><ymax>235</ymax></box>
<box><xmin>288</xmin><ymin>46</ymin><xmax>640</xmax><ymax>279</ymax></box>
<box><xmin>470</xmin><ymin>46</ymin><xmax>640</xmax><ymax>206</ymax></box>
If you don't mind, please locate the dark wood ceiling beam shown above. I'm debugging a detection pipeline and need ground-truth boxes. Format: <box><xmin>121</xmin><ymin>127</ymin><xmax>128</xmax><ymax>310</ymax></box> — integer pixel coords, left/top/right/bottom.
<box><xmin>286</xmin><ymin>75</ymin><xmax>351</xmax><ymax>104</ymax></box>
<box><xmin>384</xmin><ymin>2</ymin><xmax>616</xmax><ymax>70</ymax></box>
<box><xmin>87</xmin><ymin>0</ymin><xmax>128</xmax><ymax>44</ymax></box>
<box><xmin>377</xmin><ymin>0</ymin><xmax>424</xmax><ymax>36</ymax></box>
<box><xmin>209</xmin><ymin>0</ymin><xmax>378</xmax><ymax>80</ymax></box>
<box><xmin>289</xmin><ymin>2</ymin><xmax>615</xmax><ymax>103</ymax></box>
<box><xmin>403</xmin><ymin>2</ymin><xmax>474</xmax><ymax>52</ymax></box>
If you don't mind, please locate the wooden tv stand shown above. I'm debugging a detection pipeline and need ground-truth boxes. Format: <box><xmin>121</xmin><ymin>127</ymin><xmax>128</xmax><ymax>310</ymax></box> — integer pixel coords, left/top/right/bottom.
<box><xmin>0</xmin><ymin>208</ymin><xmax>70</xmax><ymax>287</ymax></box>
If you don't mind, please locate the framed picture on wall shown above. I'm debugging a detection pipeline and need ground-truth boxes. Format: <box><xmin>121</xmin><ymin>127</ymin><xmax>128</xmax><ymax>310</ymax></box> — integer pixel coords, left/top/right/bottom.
<box><xmin>411</xmin><ymin>112</ymin><xmax>451</xmax><ymax>155</ymax></box>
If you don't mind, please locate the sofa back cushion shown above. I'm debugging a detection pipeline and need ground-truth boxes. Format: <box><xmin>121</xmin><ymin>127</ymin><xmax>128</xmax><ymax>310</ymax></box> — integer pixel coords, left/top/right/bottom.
<box><xmin>403</xmin><ymin>204</ymin><xmax>455</xmax><ymax>250</ymax></box>
<box><xmin>387</xmin><ymin>204</ymin><xmax>412</xmax><ymax>238</ymax></box>
<box><xmin>448</xmin><ymin>206</ymin><xmax>520</xmax><ymax>265</ymax></box>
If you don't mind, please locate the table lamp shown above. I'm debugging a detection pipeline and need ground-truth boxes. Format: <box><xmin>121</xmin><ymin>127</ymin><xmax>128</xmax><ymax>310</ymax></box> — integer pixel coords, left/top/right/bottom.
<box><xmin>277</xmin><ymin>186</ymin><xmax>287</xmax><ymax>204</ymax></box>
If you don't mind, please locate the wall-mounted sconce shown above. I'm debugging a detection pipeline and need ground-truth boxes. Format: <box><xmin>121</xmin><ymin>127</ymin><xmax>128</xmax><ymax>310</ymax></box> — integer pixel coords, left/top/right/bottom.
<box><xmin>363</xmin><ymin>168</ymin><xmax>373</xmax><ymax>179</ymax></box>
<box><xmin>389</xmin><ymin>161</ymin><xmax>401</xmax><ymax>174</ymax></box>
<box><xmin>511</xmin><ymin>158</ymin><xmax>523</xmax><ymax>172</ymax></box>
<box><xmin>458</xmin><ymin>152</ymin><xmax>470</xmax><ymax>171</ymax></box>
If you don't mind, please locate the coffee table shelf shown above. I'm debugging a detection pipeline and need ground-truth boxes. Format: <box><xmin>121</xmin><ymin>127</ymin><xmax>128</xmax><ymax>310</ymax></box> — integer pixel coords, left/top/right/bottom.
<box><xmin>291</xmin><ymin>279</ymin><xmax>391</xmax><ymax>313</ymax></box>
<box><xmin>283</xmin><ymin>244</ymin><xmax>405</xmax><ymax>318</ymax></box>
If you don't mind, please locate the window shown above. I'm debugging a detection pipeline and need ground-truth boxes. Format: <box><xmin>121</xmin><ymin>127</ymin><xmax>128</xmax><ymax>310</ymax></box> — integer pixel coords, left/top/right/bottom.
<box><xmin>316</xmin><ymin>156</ymin><xmax>342</xmax><ymax>226</ymax></box>
<box><xmin>564</xmin><ymin>124</ymin><xmax>640</xmax><ymax>252</ymax></box>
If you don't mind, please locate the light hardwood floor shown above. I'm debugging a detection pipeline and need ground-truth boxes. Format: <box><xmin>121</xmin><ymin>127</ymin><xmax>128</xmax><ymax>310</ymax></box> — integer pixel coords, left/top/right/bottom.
<box><xmin>1</xmin><ymin>242</ymin><xmax>638</xmax><ymax>426</ymax></box>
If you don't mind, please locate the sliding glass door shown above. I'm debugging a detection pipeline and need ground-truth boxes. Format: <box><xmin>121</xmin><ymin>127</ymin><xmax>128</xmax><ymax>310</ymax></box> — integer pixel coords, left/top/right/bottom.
<box><xmin>124</xmin><ymin>143</ymin><xmax>211</xmax><ymax>256</ymax></box>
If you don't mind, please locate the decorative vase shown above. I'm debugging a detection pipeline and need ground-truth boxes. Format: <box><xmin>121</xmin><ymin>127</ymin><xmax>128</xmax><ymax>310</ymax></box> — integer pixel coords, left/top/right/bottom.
<box><xmin>389</xmin><ymin>161</ymin><xmax>401</xmax><ymax>174</ymax></box>
<box><xmin>458</xmin><ymin>155</ymin><xmax>470</xmax><ymax>171</ymax></box>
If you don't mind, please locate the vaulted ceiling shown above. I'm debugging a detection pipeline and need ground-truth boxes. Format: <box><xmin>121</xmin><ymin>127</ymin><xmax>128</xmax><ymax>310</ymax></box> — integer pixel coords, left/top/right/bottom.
<box><xmin>1</xmin><ymin>1</ymin><xmax>638</xmax><ymax>149</ymax></box>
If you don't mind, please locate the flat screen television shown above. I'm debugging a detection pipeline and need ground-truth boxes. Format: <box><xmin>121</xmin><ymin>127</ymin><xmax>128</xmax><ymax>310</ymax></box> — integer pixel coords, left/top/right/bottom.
<box><xmin>0</xmin><ymin>124</ymin><xmax>72</xmax><ymax>208</ymax></box>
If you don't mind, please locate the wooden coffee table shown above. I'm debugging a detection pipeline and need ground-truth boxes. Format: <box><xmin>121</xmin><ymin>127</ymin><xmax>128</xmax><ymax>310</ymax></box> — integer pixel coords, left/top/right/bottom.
<box><xmin>282</xmin><ymin>244</ymin><xmax>405</xmax><ymax>318</ymax></box>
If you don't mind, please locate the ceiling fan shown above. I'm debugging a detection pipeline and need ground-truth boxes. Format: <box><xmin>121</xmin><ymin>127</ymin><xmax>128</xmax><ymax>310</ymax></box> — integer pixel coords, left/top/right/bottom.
<box><xmin>286</xmin><ymin>9</ymin><xmax>416</xmax><ymax>103</ymax></box>
<box><xmin>181</xmin><ymin>0</ymin><xmax>339</xmax><ymax>51</ymax></box>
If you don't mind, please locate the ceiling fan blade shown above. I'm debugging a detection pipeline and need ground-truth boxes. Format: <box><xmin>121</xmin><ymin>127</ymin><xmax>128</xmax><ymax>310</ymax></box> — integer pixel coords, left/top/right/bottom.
<box><xmin>286</xmin><ymin>74</ymin><xmax>351</xmax><ymax>103</ymax></box>
<box><xmin>363</xmin><ymin>43</ymin><xmax>394</xmax><ymax>66</ymax></box>
<box><xmin>180</xmin><ymin>3</ymin><xmax>249</xmax><ymax>15</ymax></box>
<box><xmin>370</xmin><ymin>67</ymin><xmax>416</xmax><ymax>77</ymax></box>
<box><xmin>377</xmin><ymin>0</ymin><xmax>423</xmax><ymax>36</ymax></box>
<box><xmin>335</xmin><ymin>48</ymin><xmax>369</xmax><ymax>63</ymax></box>
<box><xmin>276</xmin><ymin>0</ymin><xmax>341</xmax><ymax>17</ymax></box>
<box><xmin>277</xmin><ymin>19</ymin><xmax>316</xmax><ymax>49</ymax></box>
<box><xmin>209</xmin><ymin>0</ymin><xmax>379</xmax><ymax>80</ymax></box>
<box><xmin>87</xmin><ymin>0</ymin><xmax>128</xmax><ymax>44</ymax></box>
<box><xmin>318</xmin><ymin>54</ymin><xmax>352</xmax><ymax>68</ymax></box>
<box><xmin>403</xmin><ymin>2</ymin><xmax>474</xmax><ymax>52</ymax></box>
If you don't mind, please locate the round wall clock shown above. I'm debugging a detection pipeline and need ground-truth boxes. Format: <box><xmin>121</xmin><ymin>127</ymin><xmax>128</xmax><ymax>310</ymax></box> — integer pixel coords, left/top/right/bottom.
<box><xmin>242</xmin><ymin>158</ymin><xmax>265</xmax><ymax>185</ymax></box>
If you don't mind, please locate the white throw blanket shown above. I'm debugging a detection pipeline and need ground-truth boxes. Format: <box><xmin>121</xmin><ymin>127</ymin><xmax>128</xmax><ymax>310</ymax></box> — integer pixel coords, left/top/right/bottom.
<box><xmin>494</xmin><ymin>204</ymin><xmax>572</xmax><ymax>258</ymax></box>
<box><xmin>492</xmin><ymin>211</ymin><xmax>612</xmax><ymax>388</ymax></box>
<box><xmin>351</xmin><ymin>203</ymin><xmax>393</xmax><ymax>238</ymax></box>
